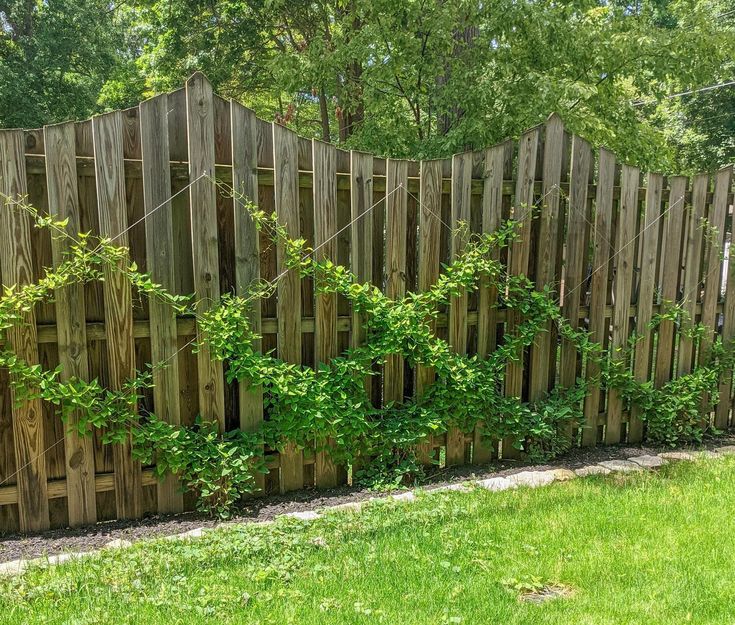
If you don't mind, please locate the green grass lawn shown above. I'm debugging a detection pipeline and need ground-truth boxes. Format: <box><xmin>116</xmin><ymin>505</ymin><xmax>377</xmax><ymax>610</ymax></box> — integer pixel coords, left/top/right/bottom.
<box><xmin>3</xmin><ymin>457</ymin><xmax>735</xmax><ymax>624</ymax></box>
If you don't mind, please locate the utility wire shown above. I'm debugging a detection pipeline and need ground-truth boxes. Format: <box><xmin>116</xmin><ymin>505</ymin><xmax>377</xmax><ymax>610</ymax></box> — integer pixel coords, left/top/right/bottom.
<box><xmin>632</xmin><ymin>80</ymin><xmax>735</xmax><ymax>107</ymax></box>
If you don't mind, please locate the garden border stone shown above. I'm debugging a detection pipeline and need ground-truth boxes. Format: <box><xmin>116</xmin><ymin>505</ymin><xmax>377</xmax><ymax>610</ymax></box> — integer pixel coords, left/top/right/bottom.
<box><xmin>0</xmin><ymin>444</ymin><xmax>731</xmax><ymax>578</ymax></box>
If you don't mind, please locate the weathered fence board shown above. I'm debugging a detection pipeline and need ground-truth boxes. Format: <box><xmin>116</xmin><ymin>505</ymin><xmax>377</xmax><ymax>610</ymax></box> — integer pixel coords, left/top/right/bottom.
<box><xmin>44</xmin><ymin>122</ymin><xmax>97</xmax><ymax>526</ymax></box>
<box><xmin>529</xmin><ymin>115</ymin><xmax>565</xmax><ymax>403</ymax></box>
<box><xmin>605</xmin><ymin>165</ymin><xmax>640</xmax><ymax>444</ymax></box>
<box><xmin>384</xmin><ymin>159</ymin><xmax>409</xmax><ymax>406</ymax></box>
<box><xmin>629</xmin><ymin>173</ymin><xmax>663</xmax><ymax>443</ymax></box>
<box><xmin>186</xmin><ymin>72</ymin><xmax>226</xmax><ymax>432</ymax></box>
<box><xmin>0</xmin><ymin>129</ymin><xmax>50</xmax><ymax>532</ymax></box>
<box><xmin>715</xmin><ymin>167</ymin><xmax>735</xmax><ymax>429</ymax></box>
<box><xmin>559</xmin><ymin>136</ymin><xmax>592</xmax><ymax>391</ymax></box>
<box><xmin>654</xmin><ymin>176</ymin><xmax>688</xmax><ymax>389</ymax></box>
<box><xmin>503</xmin><ymin>128</ymin><xmax>540</xmax><ymax>458</ymax></box>
<box><xmin>231</xmin><ymin>100</ymin><xmax>265</xmax><ymax>494</ymax></box>
<box><xmin>312</xmin><ymin>138</ymin><xmax>340</xmax><ymax>488</ymax></box>
<box><xmin>273</xmin><ymin>121</ymin><xmax>303</xmax><ymax>492</ymax></box>
<box><xmin>92</xmin><ymin>111</ymin><xmax>142</xmax><ymax>519</ymax></box>
<box><xmin>581</xmin><ymin>148</ymin><xmax>616</xmax><ymax>446</ymax></box>
<box><xmin>140</xmin><ymin>94</ymin><xmax>183</xmax><ymax>514</ymax></box>
<box><xmin>678</xmin><ymin>173</ymin><xmax>709</xmax><ymax>378</ymax></box>
<box><xmin>446</xmin><ymin>152</ymin><xmax>473</xmax><ymax>466</ymax></box>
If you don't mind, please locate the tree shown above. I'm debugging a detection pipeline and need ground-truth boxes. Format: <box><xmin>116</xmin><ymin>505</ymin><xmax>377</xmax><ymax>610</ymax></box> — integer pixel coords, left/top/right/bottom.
<box><xmin>1</xmin><ymin>0</ymin><xmax>733</xmax><ymax>172</ymax></box>
<box><xmin>0</xmin><ymin>0</ymin><xmax>136</xmax><ymax>127</ymax></box>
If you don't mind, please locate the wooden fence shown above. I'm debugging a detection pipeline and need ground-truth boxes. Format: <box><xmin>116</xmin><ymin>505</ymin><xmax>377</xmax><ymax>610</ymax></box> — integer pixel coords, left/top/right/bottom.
<box><xmin>0</xmin><ymin>72</ymin><xmax>733</xmax><ymax>533</ymax></box>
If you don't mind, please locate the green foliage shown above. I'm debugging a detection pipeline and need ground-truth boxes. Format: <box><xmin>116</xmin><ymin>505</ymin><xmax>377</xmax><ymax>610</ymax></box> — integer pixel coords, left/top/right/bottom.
<box><xmin>0</xmin><ymin>186</ymin><xmax>732</xmax><ymax>516</ymax></box>
<box><xmin>2</xmin><ymin>2</ymin><xmax>734</xmax><ymax>171</ymax></box>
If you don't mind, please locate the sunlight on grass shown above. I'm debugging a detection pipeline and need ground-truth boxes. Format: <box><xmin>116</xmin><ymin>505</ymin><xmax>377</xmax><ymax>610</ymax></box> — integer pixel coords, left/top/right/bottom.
<box><xmin>2</xmin><ymin>457</ymin><xmax>735</xmax><ymax>624</ymax></box>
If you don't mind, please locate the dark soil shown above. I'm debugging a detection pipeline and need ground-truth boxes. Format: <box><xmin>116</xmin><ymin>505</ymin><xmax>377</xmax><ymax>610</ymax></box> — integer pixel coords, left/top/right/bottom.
<box><xmin>2</xmin><ymin>435</ymin><xmax>733</xmax><ymax>564</ymax></box>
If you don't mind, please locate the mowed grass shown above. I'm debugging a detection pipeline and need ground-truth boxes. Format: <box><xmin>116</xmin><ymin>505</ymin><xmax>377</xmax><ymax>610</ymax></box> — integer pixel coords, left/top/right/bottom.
<box><xmin>3</xmin><ymin>457</ymin><xmax>735</xmax><ymax>625</ymax></box>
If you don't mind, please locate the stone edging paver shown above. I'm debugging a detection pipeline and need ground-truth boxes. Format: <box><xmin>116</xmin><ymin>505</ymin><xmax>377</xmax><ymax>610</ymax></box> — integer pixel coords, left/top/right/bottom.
<box><xmin>2</xmin><ymin>446</ymin><xmax>734</xmax><ymax>577</ymax></box>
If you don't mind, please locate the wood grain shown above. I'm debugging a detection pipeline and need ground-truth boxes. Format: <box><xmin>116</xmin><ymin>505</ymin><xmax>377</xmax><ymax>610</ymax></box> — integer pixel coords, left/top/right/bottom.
<box><xmin>677</xmin><ymin>173</ymin><xmax>708</xmax><ymax>377</ymax></box>
<box><xmin>44</xmin><ymin>122</ymin><xmax>97</xmax><ymax>525</ymax></box>
<box><xmin>186</xmin><ymin>72</ymin><xmax>226</xmax><ymax>430</ymax></box>
<box><xmin>312</xmin><ymin>138</ymin><xmax>340</xmax><ymax>488</ymax></box>
<box><xmin>581</xmin><ymin>148</ymin><xmax>616</xmax><ymax>446</ymax></box>
<box><xmin>140</xmin><ymin>94</ymin><xmax>183</xmax><ymax>513</ymax></box>
<box><xmin>529</xmin><ymin>114</ymin><xmax>565</xmax><ymax>401</ymax></box>
<box><xmin>273</xmin><ymin>121</ymin><xmax>303</xmax><ymax>492</ymax></box>
<box><xmin>231</xmin><ymin>100</ymin><xmax>265</xmax><ymax>494</ymax></box>
<box><xmin>0</xmin><ymin>129</ymin><xmax>50</xmax><ymax>531</ymax></box>
<box><xmin>653</xmin><ymin>177</ymin><xmax>688</xmax><ymax>389</ymax></box>
<box><xmin>92</xmin><ymin>111</ymin><xmax>142</xmax><ymax>519</ymax></box>
<box><xmin>383</xmin><ymin>159</ymin><xmax>409</xmax><ymax>406</ymax></box>
<box><xmin>605</xmin><ymin>164</ymin><xmax>640</xmax><ymax>444</ymax></box>
<box><xmin>629</xmin><ymin>173</ymin><xmax>663</xmax><ymax>442</ymax></box>
<box><xmin>715</xmin><ymin>167</ymin><xmax>735</xmax><ymax>429</ymax></box>
<box><xmin>446</xmin><ymin>151</ymin><xmax>473</xmax><ymax>466</ymax></box>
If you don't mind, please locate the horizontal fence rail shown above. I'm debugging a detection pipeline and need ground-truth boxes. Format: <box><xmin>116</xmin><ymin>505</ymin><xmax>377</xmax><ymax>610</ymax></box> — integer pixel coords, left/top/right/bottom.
<box><xmin>0</xmin><ymin>72</ymin><xmax>734</xmax><ymax>532</ymax></box>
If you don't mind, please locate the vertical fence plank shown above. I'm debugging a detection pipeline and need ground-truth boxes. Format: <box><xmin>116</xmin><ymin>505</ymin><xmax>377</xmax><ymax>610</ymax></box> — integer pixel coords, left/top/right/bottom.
<box><xmin>699</xmin><ymin>167</ymin><xmax>729</xmax><ymax>365</ymax></box>
<box><xmin>92</xmin><ymin>111</ymin><xmax>142</xmax><ymax>519</ymax></box>
<box><xmin>384</xmin><ymin>159</ymin><xmax>408</xmax><ymax>405</ymax></box>
<box><xmin>139</xmin><ymin>95</ymin><xmax>184</xmax><ymax>514</ymax></box>
<box><xmin>474</xmin><ymin>141</ymin><xmax>511</xmax><ymax>463</ymax></box>
<box><xmin>678</xmin><ymin>173</ymin><xmax>709</xmax><ymax>377</ymax></box>
<box><xmin>559</xmin><ymin>136</ymin><xmax>592</xmax><ymax>439</ymax></box>
<box><xmin>416</xmin><ymin>159</ymin><xmax>443</xmax><ymax>464</ymax></box>
<box><xmin>581</xmin><ymin>148</ymin><xmax>616</xmax><ymax>446</ymax></box>
<box><xmin>605</xmin><ymin>164</ymin><xmax>640</xmax><ymax>444</ymax></box>
<box><xmin>44</xmin><ymin>122</ymin><xmax>97</xmax><ymax>526</ymax></box>
<box><xmin>448</xmin><ymin>152</ymin><xmax>472</xmax><ymax>353</ymax></box>
<box><xmin>529</xmin><ymin>114</ymin><xmax>565</xmax><ymax>401</ymax></box>
<box><xmin>350</xmin><ymin>150</ymin><xmax>374</xmax><ymax>413</ymax></box>
<box><xmin>446</xmin><ymin>152</ymin><xmax>473</xmax><ymax>465</ymax></box>
<box><xmin>654</xmin><ymin>177</ymin><xmax>688</xmax><ymax>388</ymax></box>
<box><xmin>273</xmin><ymin>121</ymin><xmax>303</xmax><ymax>492</ymax></box>
<box><xmin>505</xmin><ymin>130</ymin><xmax>540</xmax><ymax>393</ymax></box>
<box><xmin>0</xmin><ymin>129</ymin><xmax>50</xmax><ymax>532</ymax></box>
<box><xmin>231</xmin><ymin>101</ymin><xmax>265</xmax><ymax>494</ymax></box>
<box><xmin>629</xmin><ymin>173</ymin><xmax>663</xmax><ymax>442</ymax></box>
<box><xmin>715</xmin><ymin>167</ymin><xmax>735</xmax><ymax>429</ymax></box>
<box><xmin>186</xmin><ymin>72</ymin><xmax>226</xmax><ymax>431</ymax></box>
<box><xmin>503</xmin><ymin>128</ymin><xmax>540</xmax><ymax>458</ymax></box>
<box><xmin>350</xmin><ymin>150</ymin><xmax>374</xmax><ymax>350</ymax></box>
<box><xmin>477</xmin><ymin>142</ymin><xmax>509</xmax><ymax>359</ymax></box>
<box><xmin>416</xmin><ymin>159</ymin><xmax>443</xmax><ymax>396</ymax></box>
<box><xmin>312</xmin><ymin>139</ymin><xmax>340</xmax><ymax>487</ymax></box>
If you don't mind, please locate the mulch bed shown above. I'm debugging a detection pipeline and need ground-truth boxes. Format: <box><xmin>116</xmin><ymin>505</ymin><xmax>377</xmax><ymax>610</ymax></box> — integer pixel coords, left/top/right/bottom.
<box><xmin>2</xmin><ymin>435</ymin><xmax>733</xmax><ymax>564</ymax></box>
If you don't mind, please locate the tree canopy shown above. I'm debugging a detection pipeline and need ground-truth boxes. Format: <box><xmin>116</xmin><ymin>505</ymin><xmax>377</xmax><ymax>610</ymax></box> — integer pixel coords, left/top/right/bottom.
<box><xmin>1</xmin><ymin>0</ymin><xmax>733</xmax><ymax>171</ymax></box>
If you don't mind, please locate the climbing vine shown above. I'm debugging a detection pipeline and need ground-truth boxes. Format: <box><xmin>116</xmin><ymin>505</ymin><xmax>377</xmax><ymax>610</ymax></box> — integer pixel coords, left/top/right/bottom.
<box><xmin>0</xmin><ymin>186</ymin><xmax>732</xmax><ymax>516</ymax></box>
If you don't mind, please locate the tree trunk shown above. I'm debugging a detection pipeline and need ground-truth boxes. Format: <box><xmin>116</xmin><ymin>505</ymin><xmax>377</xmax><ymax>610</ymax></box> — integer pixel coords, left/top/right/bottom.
<box><xmin>319</xmin><ymin>88</ymin><xmax>331</xmax><ymax>142</ymax></box>
<box><xmin>437</xmin><ymin>24</ymin><xmax>478</xmax><ymax>136</ymax></box>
